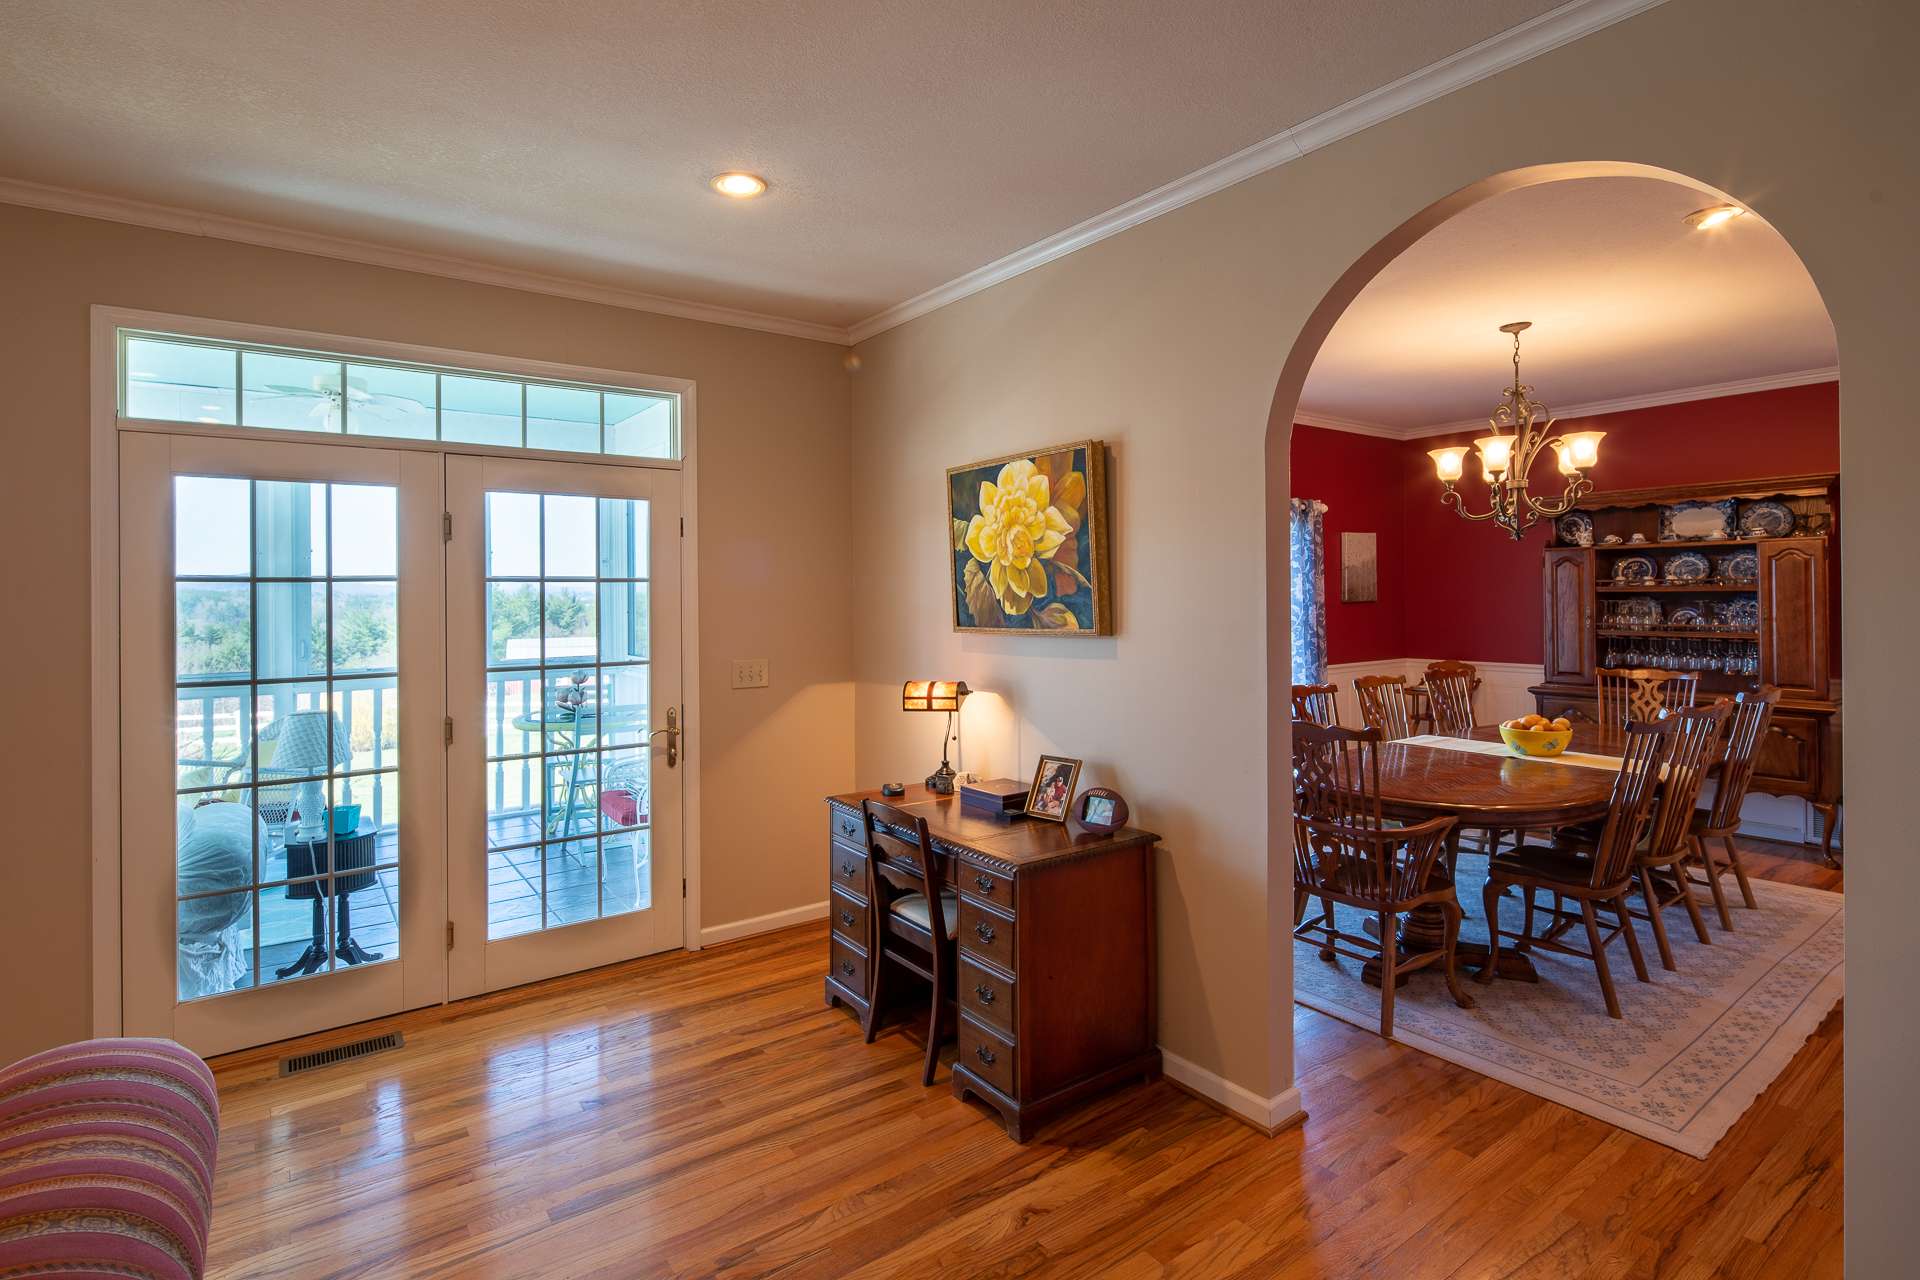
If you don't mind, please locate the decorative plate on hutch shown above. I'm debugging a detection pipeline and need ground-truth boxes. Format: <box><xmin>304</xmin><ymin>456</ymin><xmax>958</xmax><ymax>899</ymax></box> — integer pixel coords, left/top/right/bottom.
<box><xmin>1716</xmin><ymin>550</ymin><xmax>1759</xmax><ymax>583</ymax></box>
<box><xmin>1557</xmin><ymin>510</ymin><xmax>1594</xmax><ymax>546</ymax></box>
<box><xmin>1660</xmin><ymin>499</ymin><xmax>1736</xmax><ymax>541</ymax></box>
<box><xmin>1664</xmin><ymin>550</ymin><xmax>1712</xmax><ymax>583</ymax></box>
<box><xmin>1668</xmin><ymin>606</ymin><xmax>1707</xmax><ymax>628</ymax></box>
<box><xmin>1737</xmin><ymin>499</ymin><xmax>1796</xmax><ymax>538</ymax></box>
<box><xmin>1611</xmin><ymin>555</ymin><xmax>1657</xmax><ymax>584</ymax></box>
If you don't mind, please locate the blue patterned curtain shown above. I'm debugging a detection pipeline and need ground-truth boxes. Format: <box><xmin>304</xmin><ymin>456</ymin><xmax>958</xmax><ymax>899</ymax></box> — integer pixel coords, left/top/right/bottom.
<box><xmin>1288</xmin><ymin>498</ymin><xmax>1328</xmax><ymax>685</ymax></box>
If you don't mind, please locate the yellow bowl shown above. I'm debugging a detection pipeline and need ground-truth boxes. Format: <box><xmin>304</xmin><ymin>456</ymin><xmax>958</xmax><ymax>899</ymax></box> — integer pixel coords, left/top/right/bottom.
<box><xmin>1499</xmin><ymin>725</ymin><xmax>1574</xmax><ymax>757</ymax></box>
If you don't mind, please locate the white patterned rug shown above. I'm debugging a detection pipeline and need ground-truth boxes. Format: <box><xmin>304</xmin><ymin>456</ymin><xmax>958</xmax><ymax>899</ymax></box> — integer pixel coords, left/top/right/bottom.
<box><xmin>1292</xmin><ymin>852</ymin><xmax>1845</xmax><ymax>1157</ymax></box>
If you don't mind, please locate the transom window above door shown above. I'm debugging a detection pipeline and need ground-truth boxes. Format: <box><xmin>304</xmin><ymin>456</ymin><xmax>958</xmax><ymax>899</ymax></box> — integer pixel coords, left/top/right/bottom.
<box><xmin>120</xmin><ymin>329</ymin><xmax>681</xmax><ymax>461</ymax></box>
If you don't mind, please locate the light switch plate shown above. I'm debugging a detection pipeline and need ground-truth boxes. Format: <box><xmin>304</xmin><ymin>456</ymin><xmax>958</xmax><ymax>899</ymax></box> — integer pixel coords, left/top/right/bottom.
<box><xmin>731</xmin><ymin>658</ymin><xmax>769</xmax><ymax>689</ymax></box>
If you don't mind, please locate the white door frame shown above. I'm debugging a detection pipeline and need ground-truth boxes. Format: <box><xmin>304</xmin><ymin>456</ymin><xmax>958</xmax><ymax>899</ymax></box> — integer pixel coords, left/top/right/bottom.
<box><xmin>88</xmin><ymin>304</ymin><xmax>705</xmax><ymax>1041</ymax></box>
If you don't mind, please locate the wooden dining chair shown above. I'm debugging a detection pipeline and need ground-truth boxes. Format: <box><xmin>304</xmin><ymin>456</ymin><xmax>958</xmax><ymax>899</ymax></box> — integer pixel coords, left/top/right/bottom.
<box><xmin>1425</xmin><ymin>670</ymin><xmax>1477</xmax><ymax>738</ymax></box>
<box><xmin>1596</xmin><ymin>667</ymin><xmax>1699</xmax><ymax>729</ymax></box>
<box><xmin>1622</xmin><ymin>701</ymin><xmax>1731</xmax><ymax>970</ymax></box>
<box><xmin>1687</xmin><ymin>686</ymin><xmax>1782</xmax><ymax>930</ymax></box>
<box><xmin>1291</xmin><ymin>722</ymin><xmax>1471</xmax><ymax>1038</ymax></box>
<box><xmin>1353</xmin><ymin>674</ymin><xmax>1417</xmax><ymax>741</ymax></box>
<box><xmin>1480</xmin><ymin>720</ymin><xmax>1669</xmax><ymax>1018</ymax></box>
<box><xmin>1290</xmin><ymin>683</ymin><xmax>1340</xmax><ymax>726</ymax></box>
<box><xmin>860</xmin><ymin>798</ymin><xmax>958</xmax><ymax>1085</ymax></box>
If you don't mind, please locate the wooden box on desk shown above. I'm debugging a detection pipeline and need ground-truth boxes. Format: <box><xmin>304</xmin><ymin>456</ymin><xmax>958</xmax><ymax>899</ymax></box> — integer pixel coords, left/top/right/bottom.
<box><xmin>823</xmin><ymin>784</ymin><xmax>1161</xmax><ymax>1141</ymax></box>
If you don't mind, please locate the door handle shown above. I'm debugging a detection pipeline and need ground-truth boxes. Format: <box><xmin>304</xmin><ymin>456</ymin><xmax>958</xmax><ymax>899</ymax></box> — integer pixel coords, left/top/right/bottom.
<box><xmin>648</xmin><ymin>706</ymin><xmax>679</xmax><ymax>768</ymax></box>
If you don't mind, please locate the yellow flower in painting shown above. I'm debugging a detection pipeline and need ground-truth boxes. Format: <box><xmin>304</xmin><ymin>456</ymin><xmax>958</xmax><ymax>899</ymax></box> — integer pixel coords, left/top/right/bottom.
<box><xmin>964</xmin><ymin>458</ymin><xmax>1076</xmax><ymax>617</ymax></box>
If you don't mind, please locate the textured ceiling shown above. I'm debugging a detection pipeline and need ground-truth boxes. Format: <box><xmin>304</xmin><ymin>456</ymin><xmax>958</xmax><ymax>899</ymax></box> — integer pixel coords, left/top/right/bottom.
<box><xmin>1298</xmin><ymin>177</ymin><xmax>1837</xmax><ymax>431</ymax></box>
<box><xmin>0</xmin><ymin>0</ymin><xmax>1565</xmax><ymax>328</ymax></box>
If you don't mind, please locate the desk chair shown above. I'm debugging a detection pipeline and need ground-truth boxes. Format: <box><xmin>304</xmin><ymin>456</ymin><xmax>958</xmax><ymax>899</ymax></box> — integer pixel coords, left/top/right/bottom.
<box><xmin>861</xmin><ymin>798</ymin><xmax>959</xmax><ymax>1085</ymax></box>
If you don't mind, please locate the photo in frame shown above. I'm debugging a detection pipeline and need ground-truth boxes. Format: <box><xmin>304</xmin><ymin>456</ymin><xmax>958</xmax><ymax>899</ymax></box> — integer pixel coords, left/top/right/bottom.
<box><xmin>1339</xmin><ymin>531</ymin><xmax>1378</xmax><ymax>603</ymax></box>
<box><xmin>949</xmin><ymin>441</ymin><xmax>1111</xmax><ymax>634</ymax></box>
<box><xmin>1024</xmin><ymin>755</ymin><xmax>1083</xmax><ymax>823</ymax></box>
<box><xmin>1076</xmin><ymin>787</ymin><xmax>1129</xmax><ymax>833</ymax></box>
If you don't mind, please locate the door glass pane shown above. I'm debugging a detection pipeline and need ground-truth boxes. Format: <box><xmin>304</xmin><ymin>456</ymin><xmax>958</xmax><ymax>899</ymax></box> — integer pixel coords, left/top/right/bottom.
<box><xmin>174</xmin><ymin>475</ymin><xmax>402</xmax><ymax>1000</ymax></box>
<box><xmin>484</xmin><ymin>493</ymin><xmax>652</xmax><ymax>937</ymax></box>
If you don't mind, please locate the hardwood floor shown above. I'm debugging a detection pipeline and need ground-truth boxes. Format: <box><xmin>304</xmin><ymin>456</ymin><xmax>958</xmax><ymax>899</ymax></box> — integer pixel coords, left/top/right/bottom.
<box><xmin>205</xmin><ymin>840</ymin><xmax>1841</xmax><ymax>1279</ymax></box>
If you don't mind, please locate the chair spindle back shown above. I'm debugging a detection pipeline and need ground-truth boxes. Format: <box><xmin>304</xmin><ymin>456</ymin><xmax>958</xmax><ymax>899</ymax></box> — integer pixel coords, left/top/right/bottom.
<box><xmin>1585</xmin><ymin>719</ymin><xmax>1674</xmax><ymax>889</ymax></box>
<box><xmin>1290</xmin><ymin>683</ymin><xmax>1340</xmax><ymax>726</ymax></box>
<box><xmin>1646</xmin><ymin>701</ymin><xmax>1732</xmax><ymax>861</ymax></box>
<box><xmin>1703</xmin><ymin>686</ymin><xmax>1783</xmax><ymax>831</ymax></box>
<box><xmin>1596</xmin><ymin>667</ymin><xmax>1699</xmax><ymax>729</ymax></box>
<box><xmin>1426</xmin><ymin>671</ymin><xmax>1477</xmax><ymax>737</ymax></box>
<box><xmin>1291</xmin><ymin>722</ymin><xmax>1453</xmax><ymax>907</ymax></box>
<box><xmin>1353</xmin><ymin>674</ymin><xmax>1416</xmax><ymax>741</ymax></box>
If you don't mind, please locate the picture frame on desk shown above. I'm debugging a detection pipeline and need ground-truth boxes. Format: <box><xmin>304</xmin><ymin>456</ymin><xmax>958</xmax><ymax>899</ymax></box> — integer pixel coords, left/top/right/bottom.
<box><xmin>1024</xmin><ymin>755</ymin><xmax>1082</xmax><ymax>822</ymax></box>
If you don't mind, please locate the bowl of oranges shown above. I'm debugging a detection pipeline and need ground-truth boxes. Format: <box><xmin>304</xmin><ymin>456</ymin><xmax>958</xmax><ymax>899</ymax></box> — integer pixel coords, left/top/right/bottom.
<box><xmin>1499</xmin><ymin>713</ymin><xmax>1574</xmax><ymax>757</ymax></box>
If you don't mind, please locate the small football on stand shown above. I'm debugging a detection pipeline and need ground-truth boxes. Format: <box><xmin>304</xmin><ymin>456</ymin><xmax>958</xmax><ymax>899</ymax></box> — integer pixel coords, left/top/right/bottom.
<box><xmin>1076</xmin><ymin>787</ymin><xmax>1129</xmax><ymax>833</ymax></box>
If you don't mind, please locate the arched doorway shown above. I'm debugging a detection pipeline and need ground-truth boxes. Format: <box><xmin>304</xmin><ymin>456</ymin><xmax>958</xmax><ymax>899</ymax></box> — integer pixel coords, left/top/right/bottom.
<box><xmin>1265</xmin><ymin>161</ymin><xmax>1843</xmax><ymax>1146</ymax></box>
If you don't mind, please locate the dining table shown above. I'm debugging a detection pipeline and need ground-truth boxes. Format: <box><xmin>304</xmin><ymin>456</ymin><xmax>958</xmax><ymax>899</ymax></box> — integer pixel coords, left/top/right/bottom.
<box><xmin>1360</xmin><ymin>722</ymin><xmax>1637</xmax><ymax>986</ymax></box>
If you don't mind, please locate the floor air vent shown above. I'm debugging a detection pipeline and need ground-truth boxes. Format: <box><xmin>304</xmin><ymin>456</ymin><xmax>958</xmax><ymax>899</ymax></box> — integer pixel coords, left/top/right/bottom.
<box><xmin>279</xmin><ymin>1032</ymin><xmax>403</xmax><ymax>1077</ymax></box>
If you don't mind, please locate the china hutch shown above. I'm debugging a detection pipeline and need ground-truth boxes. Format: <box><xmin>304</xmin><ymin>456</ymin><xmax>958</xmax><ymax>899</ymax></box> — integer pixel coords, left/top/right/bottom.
<box><xmin>1529</xmin><ymin>472</ymin><xmax>1841</xmax><ymax>861</ymax></box>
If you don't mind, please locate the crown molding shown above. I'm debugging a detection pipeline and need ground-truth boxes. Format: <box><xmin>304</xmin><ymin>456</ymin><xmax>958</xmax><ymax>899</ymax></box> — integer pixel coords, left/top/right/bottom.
<box><xmin>0</xmin><ymin>176</ymin><xmax>852</xmax><ymax>346</ymax></box>
<box><xmin>1390</xmin><ymin>365</ymin><xmax>1842</xmax><ymax>440</ymax></box>
<box><xmin>848</xmin><ymin>0</ymin><xmax>1670</xmax><ymax>344</ymax></box>
<box><xmin>1292</xmin><ymin>411</ymin><xmax>1407</xmax><ymax>440</ymax></box>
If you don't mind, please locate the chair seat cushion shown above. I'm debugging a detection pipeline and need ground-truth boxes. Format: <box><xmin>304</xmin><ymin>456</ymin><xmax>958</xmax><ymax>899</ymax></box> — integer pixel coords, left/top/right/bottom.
<box><xmin>1490</xmin><ymin>844</ymin><xmax>1599</xmax><ymax>888</ymax></box>
<box><xmin>892</xmin><ymin>891</ymin><xmax>958</xmax><ymax>934</ymax></box>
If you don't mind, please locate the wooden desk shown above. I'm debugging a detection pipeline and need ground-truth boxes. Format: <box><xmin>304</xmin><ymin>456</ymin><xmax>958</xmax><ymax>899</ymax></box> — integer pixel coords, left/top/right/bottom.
<box><xmin>824</xmin><ymin>784</ymin><xmax>1161</xmax><ymax>1141</ymax></box>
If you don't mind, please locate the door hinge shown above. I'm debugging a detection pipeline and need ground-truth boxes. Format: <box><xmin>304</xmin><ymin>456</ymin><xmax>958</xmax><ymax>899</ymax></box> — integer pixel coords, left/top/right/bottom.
<box><xmin>444</xmin><ymin>717</ymin><xmax>454</xmax><ymax>745</ymax></box>
<box><xmin>443</xmin><ymin>511</ymin><xmax>453</xmax><ymax>542</ymax></box>
<box><xmin>446</xmin><ymin>922</ymin><xmax>455</xmax><ymax>951</ymax></box>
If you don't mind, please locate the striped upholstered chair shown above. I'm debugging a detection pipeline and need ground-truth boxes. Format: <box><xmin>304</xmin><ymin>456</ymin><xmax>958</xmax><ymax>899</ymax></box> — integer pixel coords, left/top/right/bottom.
<box><xmin>0</xmin><ymin>1038</ymin><xmax>221</xmax><ymax>1279</ymax></box>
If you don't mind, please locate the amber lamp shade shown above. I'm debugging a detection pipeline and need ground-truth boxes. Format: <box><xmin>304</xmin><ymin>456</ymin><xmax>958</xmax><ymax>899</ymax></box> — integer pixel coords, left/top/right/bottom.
<box><xmin>902</xmin><ymin>679</ymin><xmax>971</xmax><ymax>712</ymax></box>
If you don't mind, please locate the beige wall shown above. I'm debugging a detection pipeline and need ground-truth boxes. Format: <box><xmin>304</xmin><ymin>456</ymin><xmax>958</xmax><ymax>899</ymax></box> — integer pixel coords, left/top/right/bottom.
<box><xmin>0</xmin><ymin>203</ymin><xmax>854</xmax><ymax>1061</ymax></box>
<box><xmin>850</xmin><ymin>0</ymin><xmax>1917</xmax><ymax>1262</ymax></box>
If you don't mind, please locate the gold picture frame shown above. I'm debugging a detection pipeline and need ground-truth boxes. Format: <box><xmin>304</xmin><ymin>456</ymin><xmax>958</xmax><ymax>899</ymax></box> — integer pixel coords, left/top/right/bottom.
<box><xmin>1024</xmin><ymin>755</ymin><xmax>1083</xmax><ymax>823</ymax></box>
<box><xmin>947</xmin><ymin>440</ymin><xmax>1112</xmax><ymax>635</ymax></box>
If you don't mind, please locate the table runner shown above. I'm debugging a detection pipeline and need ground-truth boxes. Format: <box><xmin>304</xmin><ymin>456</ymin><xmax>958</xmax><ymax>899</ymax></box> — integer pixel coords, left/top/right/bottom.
<box><xmin>1401</xmin><ymin>733</ymin><xmax>1626</xmax><ymax>772</ymax></box>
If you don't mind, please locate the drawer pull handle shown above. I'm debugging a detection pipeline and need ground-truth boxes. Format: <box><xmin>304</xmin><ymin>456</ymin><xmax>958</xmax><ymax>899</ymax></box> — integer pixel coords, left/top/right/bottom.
<box><xmin>840</xmin><ymin>909</ymin><xmax>855</xmax><ymax>927</ymax></box>
<box><xmin>973</xmin><ymin>874</ymin><xmax>994</xmax><ymax>894</ymax></box>
<box><xmin>974</xmin><ymin>983</ymin><xmax>995</xmax><ymax>1005</ymax></box>
<box><xmin>975</xmin><ymin>921</ymin><xmax>996</xmax><ymax>944</ymax></box>
<box><xmin>841</xmin><ymin>819</ymin><xmax>857</xmax><ymax>837</ymax></box>
<box><xmin>839</xmin><ymin>960</ymin><xmax>854</xmax><ymax>977</ymax></box>
<box><xmin>839</xmin><ymin>861</ymin><xmax>855</xmax><ymax>878</ymax></box>
<box><xmin>975</xmin><ymin>1044</ymin><xmax>997</xmax><ymax>1067</ymax></box>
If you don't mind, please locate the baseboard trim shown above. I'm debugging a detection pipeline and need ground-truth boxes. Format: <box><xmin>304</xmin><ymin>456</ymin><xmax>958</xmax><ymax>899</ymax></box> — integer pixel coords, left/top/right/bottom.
<box><xmin>1158</xmin><ymin>1047</ymin><xmax>1306</xmax><ymax>1136</ymax></box>
<box><xmin>701</xmin><ymin>901</ymin><xmax>829</xmax><ymax>947</ymax></box>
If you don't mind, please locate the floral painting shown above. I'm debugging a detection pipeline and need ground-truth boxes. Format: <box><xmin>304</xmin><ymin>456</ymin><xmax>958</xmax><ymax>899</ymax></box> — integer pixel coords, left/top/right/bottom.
<box><xmin>949</xmin><ymin>441</ymin><xmax>1111</xmax><ymax>634</ymax></box>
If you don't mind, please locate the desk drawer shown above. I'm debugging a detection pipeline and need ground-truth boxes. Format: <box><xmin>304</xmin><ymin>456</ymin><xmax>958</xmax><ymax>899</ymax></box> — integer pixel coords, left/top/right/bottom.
<box><xmin>829</xmin><ymin>889</ymin><xmax>868</xmax><ymax>944</ymax></box>
<box><xmin>959</xmin><ymin>955</ymin><xmax>1015</xmax><ymax>1039</ymax></box>
<box><xmin>828</xmin><ymin>806</ymin><xmax>865</xmax><ymax>846</ymax></box>
<box><xmin>959</xmin><ymin>1015</ymin><xmax>1016</xmax><ymax>1098</ymax></box>
<box><xmin>958</xmin><ymin>898</ymin><xmax>1015</xmax><ymax>973</ymax></box>
<box><xmin>828</xmin><ymin>844</ymin><xmax>868</xmax><ymax>898</ymax></box>
<box><xmin>828</xmin><ymin>935</ymin><xmax>867</xmax><ymax>995</ymax></box>
<box><xmin>957</xmin><ymin>859</ymin><xmax>1014</xmax><ymax>913</ymax></box>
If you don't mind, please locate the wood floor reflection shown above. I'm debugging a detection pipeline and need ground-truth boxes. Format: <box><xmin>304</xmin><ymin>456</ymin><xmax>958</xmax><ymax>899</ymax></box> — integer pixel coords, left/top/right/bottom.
<box><xmin>206</xmin><ymin>840</ymin><xmax>1842</xmax><ymax>1279</ymax></box>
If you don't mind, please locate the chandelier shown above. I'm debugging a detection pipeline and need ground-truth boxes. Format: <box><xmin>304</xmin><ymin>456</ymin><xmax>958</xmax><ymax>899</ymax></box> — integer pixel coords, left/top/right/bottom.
<box><xmin>1426</xmin><ymin>322</ymin><xmax>1606</xmax><ymax>540</ymax></box>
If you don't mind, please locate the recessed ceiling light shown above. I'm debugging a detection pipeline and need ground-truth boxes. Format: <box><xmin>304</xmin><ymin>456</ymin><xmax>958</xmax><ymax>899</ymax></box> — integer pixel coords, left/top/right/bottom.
<box><xmin>1685</xmin><ymin>203</ymin><xmax>1747</xmax><ymax>230</ymax></box>
<box><xmin>710</xmin><ymin>171</ymin><xmax>768</xmax><ymax>199</ymax></box>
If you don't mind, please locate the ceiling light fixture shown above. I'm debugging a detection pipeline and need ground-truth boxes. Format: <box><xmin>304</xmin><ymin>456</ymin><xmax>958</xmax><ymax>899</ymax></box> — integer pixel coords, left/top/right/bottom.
<box><xmin>1427</xmin><ymin>322</ymin><xmax>1603</xmax><ymax>540</ymax></box>
<box><xmin>710</xmin><ymin>171</ymin><xmax>768</xmax><ymax>199</ymax></box>
<box><xmin>1685</xmin><ymin>203</ymin><xmax>1746</xmax><ymax>230</ymax></box>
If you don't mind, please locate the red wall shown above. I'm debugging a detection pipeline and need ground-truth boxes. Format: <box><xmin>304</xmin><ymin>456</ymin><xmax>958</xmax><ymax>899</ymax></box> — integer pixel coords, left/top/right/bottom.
<box><xmin>1290</xmin><ymin>425</ymin><xmax>1405</xmax><ymax>663</ymax></box>
<box><xmin>1292</xmin><ymin>383</ymin><xmax>1840</xmax><ymax>669</ymax></box>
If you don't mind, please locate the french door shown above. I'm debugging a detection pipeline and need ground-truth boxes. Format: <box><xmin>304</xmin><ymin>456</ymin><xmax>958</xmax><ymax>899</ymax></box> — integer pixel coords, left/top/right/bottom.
<box><xmin>445</xmin><ymin>455</ymin><xmax>683</xmax><ymax>997</ymax></box>
<box><xmin>120</xmin><ymin>435</ymin><xmax>683</xmax><ymax>1055</ymax></box>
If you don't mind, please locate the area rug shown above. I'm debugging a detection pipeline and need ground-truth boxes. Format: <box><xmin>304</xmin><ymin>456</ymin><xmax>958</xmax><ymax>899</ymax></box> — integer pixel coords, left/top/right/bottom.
<box><xmin>1292</xmin><ymin>852</ymin><xmax>1844</xmax><ymax>1157</ymax></box>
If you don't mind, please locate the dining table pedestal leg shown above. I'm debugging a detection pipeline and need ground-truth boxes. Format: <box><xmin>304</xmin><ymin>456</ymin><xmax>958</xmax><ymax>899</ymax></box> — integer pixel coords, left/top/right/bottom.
<box><xmin>1362</xmin><ymin>829</ymin><xmax>1540</xmax><ymax>987</ymax></box>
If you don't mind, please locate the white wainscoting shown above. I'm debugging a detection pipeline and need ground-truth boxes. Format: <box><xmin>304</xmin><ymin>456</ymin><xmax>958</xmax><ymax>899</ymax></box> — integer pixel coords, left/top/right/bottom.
<box><xmin>1313</xmin><ymin>658</ymin><xmax>1838</xmax><ymax>849</ymax></box>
